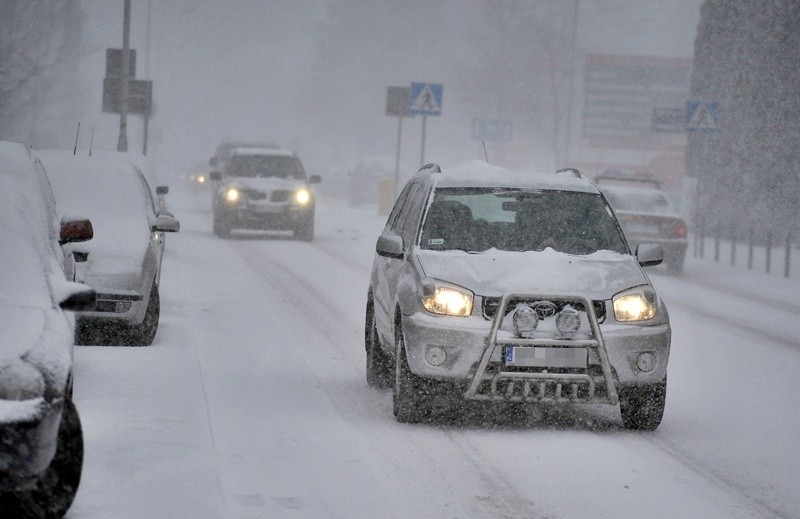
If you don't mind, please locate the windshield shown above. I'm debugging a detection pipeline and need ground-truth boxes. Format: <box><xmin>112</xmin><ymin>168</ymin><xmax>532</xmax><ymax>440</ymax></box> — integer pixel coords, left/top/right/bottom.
<box><xmin>226</xmin><ymin>155</ymin><xmax>305</xmax><ymax>180</ymax></box>
<box><xmin>419</xmin><ymin>187</ymin><xmax>628</xmax><ymax>255</ymax></box>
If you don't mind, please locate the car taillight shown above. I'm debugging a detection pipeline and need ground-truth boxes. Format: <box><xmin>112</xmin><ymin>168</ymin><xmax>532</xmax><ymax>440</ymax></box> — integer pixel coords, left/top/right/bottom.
<box><xmin>676</xmin><ymin>221</ymin><xmax>687</xmax><ymax>238</ymax></box>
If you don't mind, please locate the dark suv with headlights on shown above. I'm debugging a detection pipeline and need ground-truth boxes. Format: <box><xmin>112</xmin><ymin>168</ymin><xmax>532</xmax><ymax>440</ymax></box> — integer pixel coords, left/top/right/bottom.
<box><xmin>366</xmin><ymin>161</ymin><xmax>671</xmax><ymax>430</ymax></box>
<box><xmin>0</xmin><ymin>142</ymin><xmax>95</xmax><ymax>517</ymax></box>
<box><xmin>210</xmin><ymin>147</ymin><xmax>320</xmax><ymax>240</ymax></box>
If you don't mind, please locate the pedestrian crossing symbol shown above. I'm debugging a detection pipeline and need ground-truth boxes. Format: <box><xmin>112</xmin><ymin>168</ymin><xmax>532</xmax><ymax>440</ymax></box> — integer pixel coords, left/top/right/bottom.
<box><xmin>685</xmin><ymin>100</ymin><xmax>719</xmax><ymax>133</ymax></box>
<box><xmin>409</xmin><ymin>82</ymin><xmax>443</xmax><ymax>116</ymax></box>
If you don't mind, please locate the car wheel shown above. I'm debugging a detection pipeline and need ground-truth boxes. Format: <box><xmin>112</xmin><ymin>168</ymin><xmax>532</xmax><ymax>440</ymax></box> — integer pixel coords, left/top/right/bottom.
<box><xmin>393</xmin><ymin>322</ymin><xmax>432</xmax><ymax>423</ymax></box>
<box><xmin>125</xmin><ymin>282</ymin><xmax>160</xmax><ymax>346</ymax></box>
<box><xmin>213</xmin><ymin>210</ymin><xmax>231</xmax><ymax>238</ymax></box>
<box><xmin>295</xmin><ymin>211</ymin><xmax>314</xmax><ymax>242</ymax></box>
<box><xmin>0</xmin><ymin>397</ymin><xmax>84</xmax><ymax>517</ymax></box>
<box><xmin>619</xmin><ymin>376</ymin><xmax>667</xmax><ymax>431</ymax></box>
<box><xmin>365</xmin><ymin>294</ymin><xmax>393</xmax><ymax>390</ymax></box>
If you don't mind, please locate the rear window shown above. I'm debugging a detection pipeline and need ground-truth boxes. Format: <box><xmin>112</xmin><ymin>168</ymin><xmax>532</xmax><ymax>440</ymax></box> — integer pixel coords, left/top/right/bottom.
<box><xmin>227</xmin><ymin>155</ymin><xmax>305</xmax><ymax>180</ymax></box>
<box><xmin>419</xmin><ymin>187</ymin><xmax>627</xmax><ymax>255</ymax></box>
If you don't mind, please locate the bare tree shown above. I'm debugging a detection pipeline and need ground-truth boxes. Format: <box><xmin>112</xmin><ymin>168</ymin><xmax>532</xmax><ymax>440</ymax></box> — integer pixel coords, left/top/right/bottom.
<box><xmin>0</xmin><ymin>0</ymin><xmax>84</xmax><ymax>145</ymax></box>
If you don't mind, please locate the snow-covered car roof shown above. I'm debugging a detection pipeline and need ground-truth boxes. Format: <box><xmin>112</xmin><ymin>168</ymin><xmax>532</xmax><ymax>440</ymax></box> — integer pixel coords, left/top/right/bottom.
<box><xmin>430</xmin><ymin>160</ymin><xmax>602</xmax><ymax>194</ymax></box>
<box><xmin>38</xmin><ymin>150</ymin><xmax>155</xmax><ymax>276</ymax></box>
<box><xmin>230</xmin><ymin>147</ymin><xmax>296</xmax><ymax>157</ymax></box>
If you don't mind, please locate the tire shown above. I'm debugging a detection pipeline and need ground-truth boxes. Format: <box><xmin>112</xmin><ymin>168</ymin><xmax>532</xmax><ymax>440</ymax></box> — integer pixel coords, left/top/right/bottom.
<box><xmin>619</xmin><ymin>376</ymin><xmax>667</xmax><ymax>431</ymax></box>
<box><xmin>0</xmin><ymin>398</ymin><xmax>84</xmax><ymax>517</ymax></box>
<box><xmin>213</xmin><ymin>209</ymin><xmax>231</xmax><ymax>238</ymax></box>
<box><xmin>125</xmin><ymin>282</ymin><xmax>160</xmax><ymax>346</ymax></box>
<box><xmin>295</xmin><ymin>211</ymin><xmax>314</xmax><ymax>242</ymax></box>
<box><xmin>365</xmin><ymin>295</ymin><xmax>393</xmax><ymax>390</ymax></box>
<box><xmin>393</xmin><ymin>323</ymin><xmax>432</xmax><ymax>423</ymax></box>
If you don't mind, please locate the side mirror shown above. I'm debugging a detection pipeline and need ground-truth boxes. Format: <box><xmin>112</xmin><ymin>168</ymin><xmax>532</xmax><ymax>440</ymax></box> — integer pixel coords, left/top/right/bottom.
<box><xmin>636</xmin><ymin>243</ymin><xmax>664</xmax><ymax>267</ymax></box>
<box><xmin>60</xmin><ymin>217</ymin><xmax>93</xmax><ymax>245</ymax></box>
<box><xmin>308</xmin><ymin>174</ymin><xmax>321</xmax><ymax>184</ymax></box>
<box><xmin>209</xmin><ymin>171</ymin><xmax>222</xmax><ymax>181</ymax></box>
<box><xmin>209</xmin><ymin>157</ymin><xmax>218</xmax><ymax>167</ymax></box>
<box><xmin>156</xmin><ymin>185</ymin><xmax>169</xmax><ymax>195</ymax></box>
<box><xmin>152</xmin><ymin>214</ymin><xmax>181</xmax><ymax>233</ymax></box>
<box><xmin>60</xmin><ymin>289</ymin><xmax>96</xmax><ymax>311</ymax></box>
<box><xmin>376</xmin><ymin>233</ymin><xmax>404</xmax><ymax>259</ymax></box>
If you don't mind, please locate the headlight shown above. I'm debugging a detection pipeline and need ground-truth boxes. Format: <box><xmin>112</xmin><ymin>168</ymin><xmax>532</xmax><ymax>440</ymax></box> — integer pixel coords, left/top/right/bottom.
<box><xmin>225</xmin><ymin>187</ymin><xmax>240</xmax><ymax>203</ymax></box>
<box><xmin>420</xmin><ymin>279</ymin><xmax>473</xmax><ymax>317</ymax></box>
<box><xmin>294</xmin><ymin>188</ymin><xmax>311</xmax><ymax>205</ymax></box>
<box><xmin>197</xmin><ymin>175</ymin><xmax>206</xmax><ymax>184</ymax></box>
<box><xmin>613</xmin><ymin>286</ymin><xmax>657</xmax><ymax>322</ymax></box>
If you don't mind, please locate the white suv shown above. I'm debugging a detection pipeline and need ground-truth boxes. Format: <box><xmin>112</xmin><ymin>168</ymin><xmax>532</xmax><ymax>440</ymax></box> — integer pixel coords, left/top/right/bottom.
<box><xmin>366</xmin><ymin>161</ymin><xmax>671</xmax><ymax>430</ymax></box>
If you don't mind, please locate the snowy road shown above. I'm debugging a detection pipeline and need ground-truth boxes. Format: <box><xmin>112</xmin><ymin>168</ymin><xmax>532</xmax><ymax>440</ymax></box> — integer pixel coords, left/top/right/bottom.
<box><xmin>69</xmin><ymin>187</ymin><xmax>800</xmax><ymax>518</ymax></box>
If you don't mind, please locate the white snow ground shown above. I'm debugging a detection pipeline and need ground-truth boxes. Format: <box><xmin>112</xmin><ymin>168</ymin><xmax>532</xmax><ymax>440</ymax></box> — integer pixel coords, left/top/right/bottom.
<box><xmin>68</xmin><ymin>185</ymin><xmax>800</xmax><ymax>518</ymax></box>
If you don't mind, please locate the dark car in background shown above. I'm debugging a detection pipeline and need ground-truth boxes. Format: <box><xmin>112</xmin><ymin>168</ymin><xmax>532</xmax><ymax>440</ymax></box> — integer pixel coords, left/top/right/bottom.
<box><xmin>0</xmin><ymin>142</ymin><xmax>95</xmax><ymax>517</ymax></box>
<box><xmin>595</xmin><ymin>172</ymin><xmax>688</xmax><ymax>274</ymax></box>
<box><xmin>39</xmin><ymin>151</ymin><xmax>180</xmax><ymax>346</ymax></box>
<box><xmin>210</xmin><ymin>147</ymin><xmax>320</xmax><ymax>240</ymax></box>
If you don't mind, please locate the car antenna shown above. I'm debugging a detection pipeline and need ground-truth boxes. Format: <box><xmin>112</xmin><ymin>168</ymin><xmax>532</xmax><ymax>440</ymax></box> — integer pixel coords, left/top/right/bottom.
<box><xmin>73</xmin><ymin>122</ymin><xmax>81</xmax><ymax>155</ymax></box>
<box><xmin>482</xmin><ymin>141</ymin><xmax>489</xmax><ymax>163</ymax></box>
<box><xmin>89</xmin><ymin>129</ymin><xmax>94</xmax><ymax>157</ymax></box>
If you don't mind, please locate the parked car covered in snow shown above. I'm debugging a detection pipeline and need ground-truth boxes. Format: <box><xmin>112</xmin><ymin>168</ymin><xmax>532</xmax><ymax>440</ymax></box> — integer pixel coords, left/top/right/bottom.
<box><xmin>0</xmin><ymin>141</ymin><xmax>95</xmax><ymax>516</ymax></box>
<box><xmin>210</xmin><ymin>147</ymin><xmax>320</xmax><ymax>240</ymax></box>
<box><xmin>38</xmin><ymin>151</ymin><xmax>180</xmax><ymax>346</ymax></box>
<box><xmin>595</xmin><ymin>172</ymin><xmax>688</xmax><ymax>274</ymax></box>
<box><xmin>366</xmin><ymin>162</ymin><xmax>671</xmax><ymax>430</ymax></box>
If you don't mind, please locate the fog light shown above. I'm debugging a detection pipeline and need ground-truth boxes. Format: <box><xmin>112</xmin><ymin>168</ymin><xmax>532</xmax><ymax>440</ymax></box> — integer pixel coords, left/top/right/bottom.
<box><xmin>512</xmin><ymin>304</ymin><xmax>538</xmax><ymax>338</ymax></box>
<box><xmin>424</xmin><ymin>346</ymin><xmax>447</xmax><ymax>367</ymax></box>
<box><xmin>555</xmin><ymin>306</ymin><xmax>581</xmax><ymax>337</ymax></box>
<box><xmin>115</xmin><ymin>301</ymin><xmax>132</xmax><ymax>313</ymax></box>
<box><xmin>637</xmin><ymin>352</ymin><xmax>656</xmax><ymax>372</ymax></box>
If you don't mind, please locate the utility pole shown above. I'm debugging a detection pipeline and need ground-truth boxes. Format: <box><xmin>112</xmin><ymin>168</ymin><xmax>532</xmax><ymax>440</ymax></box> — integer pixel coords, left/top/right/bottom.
<box><xmin>117</xmin><ymin>0</ymin><xmax>131</xmax><ymax>152</ymax></box>
<box><xmin>563</xmin><ymin>0</ymin><xmax>579</xmax><ymax>166</ymax></box>
<box><xmin>143</xmin><ymin>0</ymin><xmax>151</xmax><ymax>155</ymax></box>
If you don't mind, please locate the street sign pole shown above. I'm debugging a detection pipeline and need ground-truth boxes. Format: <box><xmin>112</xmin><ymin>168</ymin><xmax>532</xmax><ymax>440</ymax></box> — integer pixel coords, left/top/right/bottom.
<box><xmin>117</xmin><ymin>0</ymin><xmax>131</xmax><ymax>152</ymax></box>
<box><xmin>394</xmin><ymin>115</ymin><xmax>403</xmax><ymax>198</ymax></box>
<box><xmin>420</xmin><ymin>114</ymin><xmax>427</xmax><ymax>167</ymax></box>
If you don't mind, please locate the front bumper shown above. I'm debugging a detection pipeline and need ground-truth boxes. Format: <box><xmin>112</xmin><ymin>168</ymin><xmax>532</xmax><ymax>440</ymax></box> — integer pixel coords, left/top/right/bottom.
<box><xmin>402</xmin><ymin>296</ymin><xmax>670</xmax><ymax>401</ymax></box>
<box><xmin>0</xmin><ymin>398</ymin><xmax>62</xmax><ymax>491</ymax></box>
<box><xmin>215</xmin><ymin>202</ymin><xmax>313</xmax><ymax>231</ymax></box>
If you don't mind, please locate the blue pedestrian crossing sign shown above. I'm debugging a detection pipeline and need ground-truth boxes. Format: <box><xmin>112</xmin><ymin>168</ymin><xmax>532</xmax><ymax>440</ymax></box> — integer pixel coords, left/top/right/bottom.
<box><xmin>409</xmin><ymin>82</ymin><xmax>443</xmax><ymax>116</ymax></box>
<box><xmin>686</xmin><ymin>100</ymin><xmax>719</xmax><ymax>133</ymax></box>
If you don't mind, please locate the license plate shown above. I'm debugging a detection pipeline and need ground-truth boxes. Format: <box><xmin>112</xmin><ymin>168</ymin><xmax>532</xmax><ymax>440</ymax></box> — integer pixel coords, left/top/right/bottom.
<box><xmin>505</xmin><ymin>347</ymin><xmax>587</xmax><ymax>368</ymax></box>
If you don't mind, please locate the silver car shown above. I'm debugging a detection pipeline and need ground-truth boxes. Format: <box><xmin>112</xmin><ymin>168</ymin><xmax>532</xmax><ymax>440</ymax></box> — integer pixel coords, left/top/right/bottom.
<box><xmin>366</xmin><ymin>162</ymin><xmax>671</xmax><ymax>430</ymax></box>
<box><xmin>39</xmin><ymin>151</ymin><xmax>180</xmax><ymax>346</ymax></box>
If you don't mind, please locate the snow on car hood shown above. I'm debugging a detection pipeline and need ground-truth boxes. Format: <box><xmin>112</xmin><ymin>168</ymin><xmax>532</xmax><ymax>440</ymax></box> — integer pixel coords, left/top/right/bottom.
<box><xmin>416</xmin><ymin>248</ymin><xmax>647</xmax><ymax>300</ymax></box>
<box><xmin>223</xmin><ymin>176</ymin><xmax>307</xmax><ymax>192</ymax></box>
<box><xmin>0</xmin><ymin>305</ymin><xmax>46</xmax><ymax>362</ymax></box>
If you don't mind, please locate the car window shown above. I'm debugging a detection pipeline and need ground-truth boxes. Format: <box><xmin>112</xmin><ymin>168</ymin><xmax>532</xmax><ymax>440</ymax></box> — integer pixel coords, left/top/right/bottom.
<box><xmin>386</xmin><ymin>183</ymin><xmax>413</xmax><ymax>233</ymax></box>
<box><xmin>419</xmin><ymin>187</ymin><xmax>628</xmax><ymax>255</ymax></box>
<box><xmin>398</xmin><ymin>182</ymin><xmax>424</xmax><ymax>245</ymax></box>
<box><xmin>227</xmin><ymin>155</ymin><xmax>306</xmax><ymax>180</ymax></box>
<box><xmin>603</xmin><ymin>188</ymin><xmax>674</xmax><ymax>213</ymax></box>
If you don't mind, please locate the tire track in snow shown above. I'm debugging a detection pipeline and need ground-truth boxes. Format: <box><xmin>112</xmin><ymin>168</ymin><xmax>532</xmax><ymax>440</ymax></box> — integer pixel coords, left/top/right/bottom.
<box><xmin>230</xmin><ymin>239</ymin><xmax>547</xmax><ymax>519</ymax></box>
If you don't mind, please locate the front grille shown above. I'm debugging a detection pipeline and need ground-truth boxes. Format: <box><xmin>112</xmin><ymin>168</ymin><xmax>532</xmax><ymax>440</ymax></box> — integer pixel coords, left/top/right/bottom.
<box><xmin>482</xmin><ymin>296</ymin><xmax>606</xmax><ymax>323</ymax></box>
<box><xmin>243</xmin><ymin>188</ymin><xmax>267</xmax><ymax>201</ymax></box>
<box><xmin>271</xmin><ymin>190</ymin><xmax>291</xmax><ymax>202</ymax></box>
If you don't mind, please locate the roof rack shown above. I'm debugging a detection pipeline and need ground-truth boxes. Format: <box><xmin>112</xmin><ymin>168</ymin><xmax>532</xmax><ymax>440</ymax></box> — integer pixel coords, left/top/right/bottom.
<box><xmin>594</xmin><ymin>170</ymin><xmax>661</xmax><ymax>188</ymax></box>
<box><xmin>555</xmin><ymin>167</ymin><xmax>582</xmax><ymax>178</ymax></box>
<box><xmin>419</xmin><ymin>163</ymin><xmax>441</xmax><ymax>173</ymax></box>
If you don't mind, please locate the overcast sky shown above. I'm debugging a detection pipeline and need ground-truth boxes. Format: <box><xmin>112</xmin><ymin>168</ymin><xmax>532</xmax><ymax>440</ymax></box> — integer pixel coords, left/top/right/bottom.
<box><xmin>77</xmin><ymin>0</ymin><xmax>703</xmax><ymax>183</ymax></box>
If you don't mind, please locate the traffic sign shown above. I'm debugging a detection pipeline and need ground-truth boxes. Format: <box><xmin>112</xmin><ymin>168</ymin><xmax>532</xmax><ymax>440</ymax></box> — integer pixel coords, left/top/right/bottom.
<box><xmin>471</xmin><ymin>118</ymin><xmax>512</xmax><ymax>142</ymax></box>
<box><xmin>102</xmin><ymin>78</ymin><xmax>152</xmax><ymax>114</ymax></box>
<box><xmin>651</xmin><ymin>107</ymin><xmax>685</xmax><ymax>133</ymax></box>
<box><xmin>386</xmin><ymin>86</ymin><xmax>412</xmax><ymax>117</ymax></box>
<box><xmin>685</xmin><ymin>100</ymin><xmax>719</xmax><ymax>133</ymax></box>
<box><xmin>106</xmin><ymin>48</ymin><xmax>136</xmax><ymax>78</ymax></box>
<box><xmin>409</xmin><ymin>82</ymin><xmax>443</xmax><ymax>116</ymax></box>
